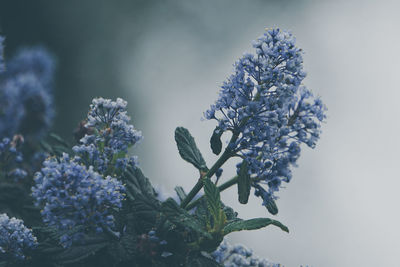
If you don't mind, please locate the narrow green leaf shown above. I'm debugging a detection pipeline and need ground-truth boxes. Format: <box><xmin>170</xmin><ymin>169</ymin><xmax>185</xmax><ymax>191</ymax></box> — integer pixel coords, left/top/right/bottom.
<box><xmin>161</xmin><ymin>198</ymin><xmax>211</xmax><ymax>238</ymax></box>
<box><xmin>55</xmin><ymin>240</ymin><xmax>108</xmax><ymax>264</ymax></box>
<box><xmin>174</xmin><ymin>186</ymin><xmax>187</xmax><ymax>202</ymax></box>
<box><xmin>175</xmin><ymin>127</ymin><xmax>207</xmax><ymax>171</ymax></box>
<box><xmin>210</xmin><ymin>127</ymin><xmax>223</xmax><ymax>155</ymax></box>
<box><xmin>40</xmin><ymin>140</ymin><xmax>53</xmax><ymax>154</ymax></box>
<box><xmin>237</xmin><ymin>161</ymin><xmax>251</xmax><ymax>204</ymax></box>
<box><xmin>223</xmin><ymin>218</ymin><xmax>289</xmax><ymax>235</ymax></box>
<box><xmin>265</xmin><ymin>197</ymin><xmax>279</xmax><ymax>215</ymax></box>
<box><xmin>48</xmin><ymin>133</ymin><xmax>70</xmax><ymax>148</ymax></box>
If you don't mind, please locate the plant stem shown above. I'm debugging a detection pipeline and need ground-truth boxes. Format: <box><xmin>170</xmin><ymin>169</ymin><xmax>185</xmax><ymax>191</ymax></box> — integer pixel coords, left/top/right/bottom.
<box><xmin>180</xmin><ymin>91</ymin><xmax>261</xmax><ymax>209</ymax></box>
<box><xmin>185</xmin><ymin>175</ymin><xmax>239</xmax><ymax>210</ymax></box>
<box><xmin>180</xmin><ymin>148</ymin><xmax>232</xmax><ymax>208</ymax></box>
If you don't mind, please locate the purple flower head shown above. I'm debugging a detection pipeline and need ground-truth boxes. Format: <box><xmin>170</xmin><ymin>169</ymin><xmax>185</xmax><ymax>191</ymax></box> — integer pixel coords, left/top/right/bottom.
<box><xmin>32</xmin><ymin>153</ymin><xmax>125</xmax><ymax>247</ymax></box>
<box><xmin>205</xmin><ymin>29</ymin><xmax>326</xmax><ymax>205</ymax></box>
<box><xmin>0</xmin><ymin>213</ymin><xmax>37</xmax><ymax>260</ymax></box>
<box><xmin>73</xmin><ymin>97</ymin><xmax>142</xmax><ymax>175</ymax></box>
<box><xmin>212</xmin><ymin>239</ymin><xmax>279</xmax><ymax>266</ymax></box>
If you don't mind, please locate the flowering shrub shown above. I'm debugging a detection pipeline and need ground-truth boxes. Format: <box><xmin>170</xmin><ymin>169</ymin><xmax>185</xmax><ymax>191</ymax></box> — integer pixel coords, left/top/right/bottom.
<box><xmin>0</xmin><ymin>28</ymin><xmax>325</xmax><ymax>266</ymax></box>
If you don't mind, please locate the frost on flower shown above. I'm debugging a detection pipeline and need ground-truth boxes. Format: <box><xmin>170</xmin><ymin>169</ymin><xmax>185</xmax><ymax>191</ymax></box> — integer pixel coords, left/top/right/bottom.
<box><xmin>73</xmin><ymin>97</ymin><xmax>142</xmax><ymax>174</ymax></box>
<box><xmin>32</xmin><ymin>153</ymin><xmax>125</xmax><ymax>247</ymax></box>
<box><xmin>212</xmin><ymin>239</ymin><xmax>281</xmax><ymax>267</ymax></box>
<box><xmin>205</xmin><ymin>28</ymin><xmax>326</xmax><ymax>207</ymax></box>
<box><xmin>0</xmin><ymin>213</ymin><xmax>37</xmax><ymax>260</ymax></box>
<box><xmin>0</xmin><ymin>44</ymin><xmax>55</xmax><ymax>139</ymax></box>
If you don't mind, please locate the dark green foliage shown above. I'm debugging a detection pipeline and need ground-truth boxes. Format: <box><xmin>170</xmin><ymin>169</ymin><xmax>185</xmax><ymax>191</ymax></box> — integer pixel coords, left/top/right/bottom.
<box><xmin>161</xmin><ymin>198</ymin><xmax>211</xmax><ymax>239</ymax></box>
<box><xmin>237</xmin><ymin>161</ymin><xmax>251</xmax><ymax>204</ymax></box>
<box><xmin>203</xmin><ymin>178</ymin><xmax>225</xmax><ymax>233</ymax></box>
<box><xmin>223</xmin><ymin>217</ymin><xmax>289</xmax><ymax>235</ymax></box>
<box><xmin>40</xmin><ymin>133</ymin><xmax>71</xmax><ymax>156</ymax></box>
<box><xmin>174</xmin><ymin>186</ymin><xmax>187</xmax><ymax>202</ymax></box>
<box><xmin>265</xmin><ymin>197</ymin><xmax>279</xmax><ymax>215</ymax></box>
<box><xmin>210</xmin><ymin>127</ymin><xmax>223</xmax><ymax>155</ymax></box>
<box><xmin>174</xmin><ymin>127</ymin><xmax>207</xmax><ymax>171</ymax></box>
<box><xmin>122</xmin><ymin>167</ymin><xmax>160</xmax><ymax>233</ymax></box>
<box><xmin>1</xmin><ymin>131</ymin><xmax>289</xmax><ymax>267</ymax></box>
<box><xmin>186</xmin><ymin>253</ymin><xmax>223</xmax><ymax>267</ymax></box>
<box><xmin>54</xmin><ymin>238</ymin><xmax>108</xmax><ymax>265</ymax></box>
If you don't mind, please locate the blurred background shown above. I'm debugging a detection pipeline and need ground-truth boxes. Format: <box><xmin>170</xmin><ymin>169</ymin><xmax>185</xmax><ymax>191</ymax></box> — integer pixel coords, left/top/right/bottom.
<box><xmin>1</xmin><ymin>0</ymin><xmax>399</xmax><ymax>266</ymax></box>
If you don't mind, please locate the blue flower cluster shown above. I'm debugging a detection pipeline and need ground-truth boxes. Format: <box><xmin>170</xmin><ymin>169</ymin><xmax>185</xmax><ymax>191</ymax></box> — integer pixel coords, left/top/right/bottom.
<box><xmin>0</xmin><ymin>37</ymin><xmax>54</xmax><ymax>139</ymax></box>
<box><xmin>0</xmin><ymin>213</ymin><xmax>37</xmax><ymax>260</ymax></box>
<box><xmin>0</xmin><ymin>136</ymin><xmax>27</xmax><ymax>181</ymax></box>
<box><xmin>212</xmin><ymin>239</ymin><xmax>280</xmax><ymax>267</ymax></box>
<box><xmin>205</xmin><ymin>28</ymin><xmax>326</xmax><ymax>205</ymax></box>
<box><xmin>32</xmin><ymin>153</ymin><xmax>125</xmax><ymax>247</ymax></box>
<box><xmin>73</xmin><ymin>97</ymin><xmax>142</xmax><ymax>174</ymax></box>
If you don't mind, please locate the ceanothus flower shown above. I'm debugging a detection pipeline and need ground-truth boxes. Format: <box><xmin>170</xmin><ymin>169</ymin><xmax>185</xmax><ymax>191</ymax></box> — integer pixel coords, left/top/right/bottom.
<box><xmin>73</xmin><ymin>97</ymin><xmax>142</xmax><ymax>174</ymax></box>
<box><xmin>0</xmin><ymin>136</ymin><xmax>27</xmax><ymax>181</ymax></box>
<box><xmin>205</xmin><ymin>28</ymin><xmax>326</xmax><ymax>206</ymax></box>
<box><xmin>0</xmin><ymin>213</ymin><xmax>37</xmax><ymax>260</ymax></box>
<box><xmin>32</xmin><ymin>153</ymin><xmax>125</xmax><ymax>247</ymax></box>
<box><xmin>0</xmin><ymin>47</ymin><xmax>55</xmax><ymax>139</ymax></box>
<box><xmin>212</xmin><ymin>239</ymin><xmax>280</xmax><ymax>267</ymax></box>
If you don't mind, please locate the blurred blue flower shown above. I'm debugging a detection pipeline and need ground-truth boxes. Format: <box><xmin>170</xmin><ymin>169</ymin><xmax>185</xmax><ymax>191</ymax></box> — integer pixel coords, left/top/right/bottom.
<box><xmin>0</xmin><ymin>36</ymin><xmax>4</xmax><ymax>73</ymax></box>
<box><xmin>0</xmin><ymin>46</ymin><xmax>55</xmax><ymax>139</ymax></box>
<box><xmin>5</xmin><ymin>47</ymin><xmax>55</xmax><ymax>88</ymax></box>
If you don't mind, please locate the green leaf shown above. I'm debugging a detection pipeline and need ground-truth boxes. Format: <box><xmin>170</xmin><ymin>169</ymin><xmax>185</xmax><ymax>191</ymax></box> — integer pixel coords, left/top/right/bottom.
<box><xmin>55</xmin><ymin>237</ymin><xmax>108</xmax><ymax>264</ymax></box>
<box><xmin>40</xmin><ymin>140</ymin><xmax>54</xmax><ymax>154</ymax></box>
<box><xmin>193</xmin><ymin>198</ymin><xmax>210</xmax><ymax>227</ymax></box>
<box><xmin>48</xmin><ymin>133</ymin><xmax>70</xmax><ymax>148</ymax></box>
<box><xmin>174</xmin><ymin>186</ymin><xmax>187</xmax><ymax>202</ymax></box>
<box><xmin>161</xmin><ymin>198</ymin><xmax>211</xmax><ymax>239</ymax></box>
<box><xmin>123</xmin><ymin>167</ymin><xmax>160</xmax><ymax>231</ymax></box>
<box><xmin>265</xmin><ymin>197</ymin><xmax>279</xmax><ymax>215</ymax></box>
<box><xmin>175</xmin><ymin>127</ymin><xmax>207</xmax><ymax>171</ymax></box>
<box><xmin>124</xmin><ymin>167</ymin><xmax>157</xmax><ymax>199</ymax></box>
<box><xmin>203</xmin><ymin>179</ymin><xmax>221</xmax><ymax>219</ymax></box>
<box><xmin>223</xmin><ymin>218</ymin><xmax>289</xmax><ymax>235</ymax></box>
<box><xmin>237</xmin><ymin>161</ymin><xmax>251</xmax><ymax>204</ymax></box>
<box><xmin>203</xmin><ymin>179</ymin><xmax>225</xmax><ymax>231</ymax></box>
<box><xmin>210</xmin><ymin>127</ymin><xmax>223</xmax><ymax>155</ymax></box>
